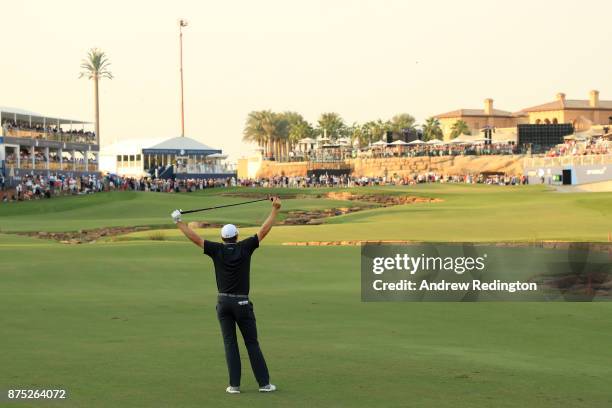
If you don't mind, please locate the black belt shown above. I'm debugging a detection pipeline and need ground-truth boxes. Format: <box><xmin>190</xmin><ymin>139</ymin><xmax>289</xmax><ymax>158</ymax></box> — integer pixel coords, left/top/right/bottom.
<box><xmin>218</xmin><ymin>293</ymin><xmax>248</xmax><ymax>298</ymax></box>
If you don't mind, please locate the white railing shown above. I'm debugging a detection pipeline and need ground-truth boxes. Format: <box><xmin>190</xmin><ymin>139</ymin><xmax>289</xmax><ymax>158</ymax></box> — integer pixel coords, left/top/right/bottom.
<box><xmin>175</xmin><ymin>164</ymin><xmax>235</xmax><ymax>174</ymax></box>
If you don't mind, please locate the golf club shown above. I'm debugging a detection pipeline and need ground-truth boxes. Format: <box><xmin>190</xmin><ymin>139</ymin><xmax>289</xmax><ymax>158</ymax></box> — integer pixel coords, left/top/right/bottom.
<box><xmin>179</xmin><ymin>196</ymin><xmax>274</xmax><ymax>215</ymax></box>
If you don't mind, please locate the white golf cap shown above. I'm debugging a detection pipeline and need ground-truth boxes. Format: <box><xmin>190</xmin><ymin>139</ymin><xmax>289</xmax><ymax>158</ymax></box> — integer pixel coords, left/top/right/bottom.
<box><xmin>221</xmin><ymin>224</ymin><xmax>239</xmax><ymax>239</ymax></box>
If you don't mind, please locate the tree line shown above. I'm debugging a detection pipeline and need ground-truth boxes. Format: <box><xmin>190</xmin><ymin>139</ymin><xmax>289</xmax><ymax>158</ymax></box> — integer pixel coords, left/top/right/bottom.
<box><xmin>242</xmin><ymin>111</ymin><xmax>471</xmax><ymax>159</ymax></box>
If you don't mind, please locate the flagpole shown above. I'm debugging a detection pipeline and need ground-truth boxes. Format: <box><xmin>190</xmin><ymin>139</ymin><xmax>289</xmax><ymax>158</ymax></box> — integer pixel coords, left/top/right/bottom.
<box><xmin>179</xmin><ymin>19</ymin><xmax>188</xmax><ymax>137</ymax></box>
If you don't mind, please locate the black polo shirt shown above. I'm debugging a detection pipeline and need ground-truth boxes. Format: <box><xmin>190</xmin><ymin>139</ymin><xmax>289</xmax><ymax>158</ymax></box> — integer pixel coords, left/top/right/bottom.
<box><xmin>203</xmin><ymin>234</ymin><xmax>259</xmax><ymax>295</ymax></box>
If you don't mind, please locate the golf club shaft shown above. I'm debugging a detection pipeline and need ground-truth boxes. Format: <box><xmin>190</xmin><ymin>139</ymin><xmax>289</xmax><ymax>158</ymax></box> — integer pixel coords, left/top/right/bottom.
<box><xmin>180</xmin><ymin>197</ymin><xmax>271</xmax><ymax>214</ymax></box>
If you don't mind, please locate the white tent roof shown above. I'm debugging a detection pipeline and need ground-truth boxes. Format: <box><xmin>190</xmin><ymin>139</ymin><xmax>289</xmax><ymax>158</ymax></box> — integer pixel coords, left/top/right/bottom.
<box><xmin>564</xmin><ymin>134</ymin><xmax>588</xmax><ymax>142</ymax></box>
<box><xmin>389</xmin><ymin>140</ymin><xmax>409</xmax><ymax>145</ymax></box>
<box><xmin>372</xmin><ymin>140</ymin><xmax>387</xmax><ymax>146</ymax></box>
<box><xmin>0</xmin><ymin>106</ymin><xmax>43</xmax><ymax>116</ymax></box>
<box><xmin>0</xmin><ymin>106</ymin><xmax>91</xmax><ymax>124</ymax></box>
<box><xmin>426</xmin><ymin>139</ymin><xmax>443</xmax><ymax>145</ymax></box>
<box><xmin>408</xmin><ymin>139</ymin><xmax>426</xmax><ymax>145</ymax></box>
<box><xmin>574</xmin><ymin>128</ymin><xmax>602</xmax><ymax>138</ymax></box>
<box><xmin>452</xmin><ymin>134</ymin><xmax>476</xmax><ymax>142</ymax></box>
<box><xmin>145</xmin><ymin>136</ymin><xmax>217</xmax><ymax>151</ymax></box>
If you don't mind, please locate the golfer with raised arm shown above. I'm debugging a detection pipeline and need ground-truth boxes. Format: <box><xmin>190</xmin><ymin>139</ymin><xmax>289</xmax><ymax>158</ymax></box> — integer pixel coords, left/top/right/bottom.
<box><xmin>171</xmin><ymin>197</ymin><xmax>281</xmax><ymax>394</ymax></box>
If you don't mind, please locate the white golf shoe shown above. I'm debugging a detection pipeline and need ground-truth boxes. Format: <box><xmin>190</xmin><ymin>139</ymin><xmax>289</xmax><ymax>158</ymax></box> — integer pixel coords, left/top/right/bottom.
<box><xmin>225</xmin><ymin>386</ymin><xmax>240</xmax><ymax>394</ymax></box>
<box><xmin>258</xmin><ymin>384</ymin><xmax>277</xmax><ymax>392</ymax></box>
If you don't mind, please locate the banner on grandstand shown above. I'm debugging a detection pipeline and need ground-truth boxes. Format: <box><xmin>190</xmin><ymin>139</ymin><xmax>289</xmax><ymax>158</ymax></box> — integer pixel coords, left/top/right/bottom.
<box><xmin>361</xmin><ymin>243</ymin><xmax>612</xmax><ymax>302</ymax></box>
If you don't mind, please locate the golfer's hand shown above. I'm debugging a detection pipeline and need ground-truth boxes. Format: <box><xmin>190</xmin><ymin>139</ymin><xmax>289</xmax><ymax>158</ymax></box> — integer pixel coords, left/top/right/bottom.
<box><xmin>171</xmin><ymin>209</ymin><xmax>182</xmax><ymax>224</ymax></box>
<box><xmin>271</xmin><ymin>196</ymin><xmax>281</xmax><ymax>210</ymax></box>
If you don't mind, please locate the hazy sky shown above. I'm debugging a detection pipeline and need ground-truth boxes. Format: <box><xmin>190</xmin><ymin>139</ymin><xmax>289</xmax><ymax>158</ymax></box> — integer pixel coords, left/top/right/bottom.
<box><xmin>3</xmin><ymin>0</ymin><xmax>612</xmax><ymax>160</ymax></box>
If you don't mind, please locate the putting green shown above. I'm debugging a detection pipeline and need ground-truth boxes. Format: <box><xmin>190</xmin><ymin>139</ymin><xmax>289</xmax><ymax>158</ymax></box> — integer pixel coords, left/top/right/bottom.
<box><xmin>1</xmin><ymin>185</ymin><xmax>611</xmax><ymax>407</ymax></box>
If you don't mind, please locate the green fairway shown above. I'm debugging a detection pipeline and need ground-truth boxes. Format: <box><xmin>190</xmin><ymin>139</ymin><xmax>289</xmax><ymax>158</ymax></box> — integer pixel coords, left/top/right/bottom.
<box><xmin>1</xmin><ymin>184</ymin><xmax>612</xmax><ymax>242</ymax></box>
<box><xmin>0</xmin><ymin>189</ymin><xmax>366</xmax><ymax>232</ymax></box>
<box><xmin>1</xmin><ymin>185</ymin><xmax>612</xmax><ymax>407</ymax></box>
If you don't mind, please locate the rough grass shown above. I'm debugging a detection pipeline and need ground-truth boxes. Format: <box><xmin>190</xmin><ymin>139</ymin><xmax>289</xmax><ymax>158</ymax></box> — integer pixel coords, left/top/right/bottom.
<box><xmin>147</xmin><ymin>231</ymin><xmax>167</xmax><ymax>241</ymax></box>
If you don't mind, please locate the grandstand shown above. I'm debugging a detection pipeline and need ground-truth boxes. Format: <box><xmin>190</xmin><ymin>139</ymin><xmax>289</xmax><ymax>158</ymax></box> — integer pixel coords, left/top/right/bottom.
<box><xmin>523</xmin><ymin>135</ymin><xmax>611</xmax><ymax>185</ymax></box>
<box><xmin>144</xmin><ymin>136</ymin><xmax>235</xmax><ymax>179</ymax></box>
<box><xmin>0</xmin><ymin>107</ymin><xmax>98</xmax><ymax>184</ymax></box>
<box><xmin>101</xmin><ymin>136</ymin><xmax>235</xmax><ymax>180</ymax></box>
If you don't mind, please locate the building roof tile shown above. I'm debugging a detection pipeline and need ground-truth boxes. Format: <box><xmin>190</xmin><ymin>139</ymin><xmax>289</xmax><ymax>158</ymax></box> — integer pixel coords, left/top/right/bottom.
<box><xmin>435</xmin><ymin>108</ymin><xmax>514</xmax><ymax>118</ymax></box>
<box><xmin>521</xmin><ymin>99</ymin><xmax>612</xmax><ymax>112</ymax></box>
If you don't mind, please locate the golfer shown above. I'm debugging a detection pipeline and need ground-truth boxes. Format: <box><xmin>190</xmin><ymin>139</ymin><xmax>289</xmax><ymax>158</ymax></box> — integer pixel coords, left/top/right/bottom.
<box><xmin>171</xmin><ymin>197</ymin><xmax>281</xmax><ymax>394</ymax></box>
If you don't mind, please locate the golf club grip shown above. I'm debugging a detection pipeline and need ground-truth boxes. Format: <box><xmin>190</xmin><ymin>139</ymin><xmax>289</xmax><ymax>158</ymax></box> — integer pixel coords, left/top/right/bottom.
<box><xmin>179</xmin><ymin>197</ymin><xmax>272</xmax><ymax>214</ymax></box>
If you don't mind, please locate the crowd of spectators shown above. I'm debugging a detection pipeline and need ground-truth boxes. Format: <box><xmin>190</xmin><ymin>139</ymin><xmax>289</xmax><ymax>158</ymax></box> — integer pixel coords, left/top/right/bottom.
<box><xmin>239</xmin><ymin>173</ymin><xmax>527</xmax><ymax>188</ymax></box>
<box><xmin>276</xmin><ymin>142</ymin><xmax>523</xmax><ymax>162</ymax></box>
<box><xmin>2</xmin><ymin>174</ymin><xmax>94</xmax><ymax>201</ymax></box>
<box><xmin>2</xmin><ymin>120</ymin><xmax>96</xmax><ymax>144</ymax></box>
<box><xmin>364</xmin><ymin>143</ymin><xmax>521</xmax><ymax>159</ymax></box>
<box><xmin>107</xmin><ymin>175</ymin><xmax>236</xmax><ymax>193</ymax></box>
<box><xmin>545</xmin><ymin>137</ymin><xmax>610</xmax><ymax>157</ymax></box>
<box><xmin>5</xmin><ymin>151</ymin><xmax>96</xmax><ymax>165</ymax></box>
<box><xmin>1</xmin><ymin>169</ymin><xmax>528</xmax><ymax>203</ymax></box>
<box><xmin>0</xmin><ymin>174</ymin><xmax>237</xmax><ymax>202</ymax></box>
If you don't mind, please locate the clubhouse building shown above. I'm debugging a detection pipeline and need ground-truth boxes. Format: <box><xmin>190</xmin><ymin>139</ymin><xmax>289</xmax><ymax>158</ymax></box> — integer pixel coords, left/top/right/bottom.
<box><xmin>434</xmin><ymin>90</ymin><xmax>612</xmax><ymax>140</ymax></box>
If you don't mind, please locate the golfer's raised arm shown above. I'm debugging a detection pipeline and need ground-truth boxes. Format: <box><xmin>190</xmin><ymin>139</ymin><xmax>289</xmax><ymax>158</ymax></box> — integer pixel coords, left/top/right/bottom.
<box><xmin>172</xmin><ymin>209</ymin><xmax>204</xmax><ymax>249</ymax></box>
<box><xmin>257</xmin><ymin>197</ymin><xmax>281</xmax><ymax>242</ymax></box>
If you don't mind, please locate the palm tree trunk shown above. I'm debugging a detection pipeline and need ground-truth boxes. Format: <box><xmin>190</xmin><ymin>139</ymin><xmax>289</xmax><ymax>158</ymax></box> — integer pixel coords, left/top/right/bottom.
<box><xmin>273</xmin><ymin>141</ymin><xmax>277</xmax><ymax>160</ymax></box>
<box><xmin>94</xmin><ymin>77</ymin><xmax>100</xmax><ymax>146</ymax></box>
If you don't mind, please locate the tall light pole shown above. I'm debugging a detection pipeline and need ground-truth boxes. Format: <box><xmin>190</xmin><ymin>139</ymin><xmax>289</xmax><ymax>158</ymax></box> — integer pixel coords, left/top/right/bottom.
<box><xmin>179</xmin><ymin>18</ymin><xmax>188</xmax><ymax>137</ymax></box>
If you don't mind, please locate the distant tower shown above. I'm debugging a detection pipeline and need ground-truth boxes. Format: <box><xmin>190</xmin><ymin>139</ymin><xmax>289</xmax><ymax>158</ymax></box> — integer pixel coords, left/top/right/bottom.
<box><xmin>178</xmin><ymin>18</ymin><xmax>188</xmax><ymax>137</ymax></box>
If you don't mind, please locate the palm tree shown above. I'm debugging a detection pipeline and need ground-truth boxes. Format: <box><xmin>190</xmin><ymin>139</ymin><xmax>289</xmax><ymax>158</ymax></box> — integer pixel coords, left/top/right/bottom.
<box><xmin>283</xmin><ymin>112</ymin><xmax>313</xmax><ymax>157</ymax></box>
<box><xmin>450</xmin><ymin>120</ymin><xmax>470</xmax><ymax>139</ymax></box>
<box><xmin>79</xmin><ymin>48</ymin><xmax>113</xmax><ymax>146</ymax></box>
<box><xmin>243</xmin><ymin>110</ymin><xmax>292</xmax><ymax>160</ymax></box>
<box><xmin>363</xmin><ymin>119</ymin><xmax>391</xmax><ymax>144</ymax></box>
<box><xmin>389</xmin><ymin>113</ymin><xmax>416</xmax><ymax>135</ymax></box>
<box><xmin>259</xmin><ymin>110</ymin><xmax>279</xmax><ymax>159</ymax></box>
<box><xmin>289</xmin><ymin>119</ymin><xmax>313</xmax><ymax>143</ymax></box>
<box><xmin>243</xmin><ymin>111</ymin><xmax>267</xmax><ymax>152</ymax></box>
<box><xmin>348</xmin><ymin>122</ymin><xmax>363</xmax><ymax>148</ymax></box>
<box><xmin>317</xmin><ymin>112</ymin><xmax>345</xmax><ymax>140</ymax></box>
<box><xmin>273</xmin><ymin>114</ymin><xmax>290</xmax><ymax>161</ymax></box>
<box><xmin>422</xmin><ymin>117</ymin><xmax>444</xmax><ymax>141</ymax></box>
